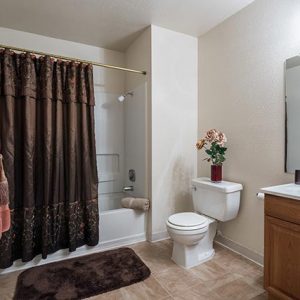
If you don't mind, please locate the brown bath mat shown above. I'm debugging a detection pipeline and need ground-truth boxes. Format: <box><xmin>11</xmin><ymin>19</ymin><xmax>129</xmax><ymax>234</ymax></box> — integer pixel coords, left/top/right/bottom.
<box><xmin>14</xmin><ymin>247</ymin><xmax>151</xmax><ymax>300</ymax></box>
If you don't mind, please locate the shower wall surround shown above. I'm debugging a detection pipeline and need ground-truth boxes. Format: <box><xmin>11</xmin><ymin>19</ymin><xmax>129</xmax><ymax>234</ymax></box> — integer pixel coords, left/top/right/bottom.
<box><xmin>95</xmin><ymin>91</ymin><xmax>125</xmax><ymax>201</ymax></box>
<box><xmin>124</xmin><ymin>83</ymin><xmax>148</xmax><ymax>198</ymax></box>
<box><xmin>95</xmin><ymin>84</ymin><xmax>148</xmax><ymax>206</ymax></box>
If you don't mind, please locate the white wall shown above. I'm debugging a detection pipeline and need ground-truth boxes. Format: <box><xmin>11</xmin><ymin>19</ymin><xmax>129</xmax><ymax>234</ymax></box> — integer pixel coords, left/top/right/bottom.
<box><xmin>0</xmin><ymin>27</ymin><xmax>126</xmax><ymax>207</ymax></box>
<box><xmin>198</xmin><ymin>0</ymin><xmax>300</xmax><ymax>257</ymax></box>
<box><xmin>151</xmin><ymin>25</ymin><xmax>198</xmax><ymax>239</ymax></box>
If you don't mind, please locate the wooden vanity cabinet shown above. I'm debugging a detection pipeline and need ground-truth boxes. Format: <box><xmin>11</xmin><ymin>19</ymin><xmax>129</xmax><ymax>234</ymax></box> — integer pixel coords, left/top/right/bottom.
<box><xmin>264</xmin><ymin>194</ymin><xmax>300</xmax><ymax>300</ymax></box>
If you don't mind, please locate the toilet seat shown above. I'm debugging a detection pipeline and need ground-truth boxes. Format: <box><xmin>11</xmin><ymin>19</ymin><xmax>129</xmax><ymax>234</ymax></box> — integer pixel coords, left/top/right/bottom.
<box><xmin>167</xmin><ymin>212</ymin><xmax>208</xmax><ymax>231</ymax></box>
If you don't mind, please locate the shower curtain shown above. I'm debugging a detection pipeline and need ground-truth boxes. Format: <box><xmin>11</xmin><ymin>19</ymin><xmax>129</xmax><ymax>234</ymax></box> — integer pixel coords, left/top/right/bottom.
<box><xmin>0</xmin><ymin>49</ymin><xmax>99</xmax><ymax>268</ymax></box>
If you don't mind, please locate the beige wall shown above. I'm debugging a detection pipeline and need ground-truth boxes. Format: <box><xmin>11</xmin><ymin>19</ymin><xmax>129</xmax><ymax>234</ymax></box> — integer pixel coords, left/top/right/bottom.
<box><xmin>198</xmin><ymin>0</ymin><xmax>300</xmax><ymax>256</ymax></box>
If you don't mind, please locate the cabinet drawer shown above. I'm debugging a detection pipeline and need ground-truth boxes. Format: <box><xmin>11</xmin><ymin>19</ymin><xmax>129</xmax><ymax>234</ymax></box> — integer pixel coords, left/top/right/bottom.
<box><xmin>265</xmin><ymin>194</ymin><xmax>300</xmax><ymax>225</ymax></box>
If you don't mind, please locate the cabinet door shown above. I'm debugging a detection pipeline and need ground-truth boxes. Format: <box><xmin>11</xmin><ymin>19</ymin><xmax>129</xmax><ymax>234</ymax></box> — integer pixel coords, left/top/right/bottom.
<box><xmin>265</xmin><ymin>216</ymin><xmax>300</xmax><ymax>299</ymax></box>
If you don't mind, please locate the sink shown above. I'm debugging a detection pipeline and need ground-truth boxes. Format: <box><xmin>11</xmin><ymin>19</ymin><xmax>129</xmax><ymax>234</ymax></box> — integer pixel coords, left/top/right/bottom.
<box><xmin>261</xmin><ymin>183</ymin><xmax>300</xmax><ymax>201</ymax></box>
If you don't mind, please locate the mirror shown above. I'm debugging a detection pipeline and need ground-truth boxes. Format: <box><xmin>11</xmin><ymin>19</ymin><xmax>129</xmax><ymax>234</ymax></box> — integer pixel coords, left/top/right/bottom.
<box><xmin>285</xmin><ymin>56</ymin><xmax>300</xmax><ymax>173</ymax></box>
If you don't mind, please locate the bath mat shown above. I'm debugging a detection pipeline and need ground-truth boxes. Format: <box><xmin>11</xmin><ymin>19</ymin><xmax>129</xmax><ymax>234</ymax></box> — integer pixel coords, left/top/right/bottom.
<box><xmin>14</xmin><ymin>247</ymin><xmax>151</xmax><ymax>300</ymax></box>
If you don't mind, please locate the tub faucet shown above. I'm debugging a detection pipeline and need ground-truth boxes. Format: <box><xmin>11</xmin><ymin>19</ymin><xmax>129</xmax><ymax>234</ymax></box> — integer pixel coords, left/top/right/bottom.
<box><xmin>123</xmin><ymin>186</ymin><xmax>134</xmax><ymax>192</ymax></box>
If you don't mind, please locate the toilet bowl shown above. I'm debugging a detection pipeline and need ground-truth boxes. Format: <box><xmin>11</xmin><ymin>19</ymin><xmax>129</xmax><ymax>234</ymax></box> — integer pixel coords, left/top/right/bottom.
<box><xmin>166</xmin><ymin>177</ymin><xmax>243</xmax><ymax>268</ymax></box>
<box><xmin>166</xmin><ymin>212</ymin><xmax>217</xmax><ymax>268</ymax></box>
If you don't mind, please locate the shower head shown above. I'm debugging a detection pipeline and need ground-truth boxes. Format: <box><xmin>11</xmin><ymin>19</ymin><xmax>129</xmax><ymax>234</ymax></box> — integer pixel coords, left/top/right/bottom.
<box><xmin>117</xmin><ymin>91</ymin><xmax>133</xmax><ymax>102</ymax></box>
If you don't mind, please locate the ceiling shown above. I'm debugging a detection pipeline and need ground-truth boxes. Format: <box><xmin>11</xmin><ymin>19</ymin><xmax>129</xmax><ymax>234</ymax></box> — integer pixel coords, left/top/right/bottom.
<box><xmin>0</xmin><ymin>0</ymin><xmax>254</xmax><ymax>52</ymax></box>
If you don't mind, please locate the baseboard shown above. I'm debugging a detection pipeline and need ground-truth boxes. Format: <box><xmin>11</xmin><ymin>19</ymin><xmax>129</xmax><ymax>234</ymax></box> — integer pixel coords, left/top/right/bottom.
<box><xmin>215</xmin><ymin>234</ymin><xmax>264</xmax><ymax>266</ymax></box>
<box><xmin>150</xmin><ymin>230</ymin><xmax>169</xmax><ymax>242</ymax></box>
<box><xmin>0</xmin><ymin>233</ymin><xmax>146</xmax><ymax>275</ymax></box>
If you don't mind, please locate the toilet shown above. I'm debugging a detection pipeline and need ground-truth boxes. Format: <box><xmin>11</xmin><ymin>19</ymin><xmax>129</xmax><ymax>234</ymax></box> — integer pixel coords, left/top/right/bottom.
<box><xmin>166</xmin><ymin>177</ymin><xmax>243</xmax><ymax>268</ymax></box>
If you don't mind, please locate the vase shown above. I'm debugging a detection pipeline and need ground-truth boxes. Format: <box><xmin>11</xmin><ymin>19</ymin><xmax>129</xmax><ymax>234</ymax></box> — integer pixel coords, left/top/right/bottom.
<box><xmin>211</xmin><ymin>165</ymin><xmax>222</xmax><ymax>182</ymax></box>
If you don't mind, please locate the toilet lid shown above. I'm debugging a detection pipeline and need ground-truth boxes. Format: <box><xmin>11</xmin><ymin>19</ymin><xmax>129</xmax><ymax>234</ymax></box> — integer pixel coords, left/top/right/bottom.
<box><xmin>168</xmin><ymin>212</ymin><xmax>207</xmax><ymax>228</ymax></box>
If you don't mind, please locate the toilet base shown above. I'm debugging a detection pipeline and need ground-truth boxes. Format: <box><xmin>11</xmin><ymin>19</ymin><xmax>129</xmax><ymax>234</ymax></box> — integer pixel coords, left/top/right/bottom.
<box><xmin>171</xmin><ymin>244</ymin><xmax>215</xmax><ymax>268</ymax></box>
<box><xmin>170</xmin><ymin>216</ymin><xmax>218</xmax><ymax>269</ymax></box>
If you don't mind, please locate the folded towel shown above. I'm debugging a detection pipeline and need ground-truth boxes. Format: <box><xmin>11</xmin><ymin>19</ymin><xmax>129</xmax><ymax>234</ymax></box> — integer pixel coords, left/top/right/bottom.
<box><xmin>0</xmin><ymin>180</ymin><xmax>9</xmax><ymax>206</ymax></box>
<box><xmin>0</xmin><ymin>154</ymin><xmax>9</xmax><ymax>206</ymax></box>
<box><xmin>121</xmin><ymin>197</ymin><xmax>150</xmax><ymax>211</ymax></box>
<box><xmin>0</xmin><ymin>154</ymin><xmax>10</xmax><ymax>238</ymax></box>
<box><xmin>0</xmin><ymin>204</ymin><xmax>10</xmax><ymax>232</ymax></box>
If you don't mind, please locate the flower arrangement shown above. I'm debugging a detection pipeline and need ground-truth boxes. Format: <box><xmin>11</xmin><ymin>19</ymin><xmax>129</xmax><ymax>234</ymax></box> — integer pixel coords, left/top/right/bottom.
<box><xmin>196</xmin><ymin>129</ymin><xmax>227</xmax><ymax>166</ymax></box>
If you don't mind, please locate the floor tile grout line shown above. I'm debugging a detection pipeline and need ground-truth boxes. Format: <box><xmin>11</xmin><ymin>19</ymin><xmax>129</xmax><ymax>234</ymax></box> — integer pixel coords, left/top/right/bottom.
<box><xmin>152</xmin><ymin>270</ymin><xmax>206</xmax><ymax>298</ymax></box>
<box><xmin>150</xmin><ymin>275</ymin><xmax>173</xmax><ymax>298</ymax></box>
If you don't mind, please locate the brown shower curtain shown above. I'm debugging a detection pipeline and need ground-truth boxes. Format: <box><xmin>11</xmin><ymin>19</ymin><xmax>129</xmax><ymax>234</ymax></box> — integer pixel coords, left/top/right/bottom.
<box><xmin>0</xmin><ymin>49</ymin><xmax>99</xmax><ymax>268</ymax></box>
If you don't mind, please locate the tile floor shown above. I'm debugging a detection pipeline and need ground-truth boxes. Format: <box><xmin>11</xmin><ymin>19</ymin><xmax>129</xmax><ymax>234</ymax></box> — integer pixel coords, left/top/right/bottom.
<box><xmin>0</xmin><ymin>240</ymin><xmax>266</xmax><ymax>300</ymax></box>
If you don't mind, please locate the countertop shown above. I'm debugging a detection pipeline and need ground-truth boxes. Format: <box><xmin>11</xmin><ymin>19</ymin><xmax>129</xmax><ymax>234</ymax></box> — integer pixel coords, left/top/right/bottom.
<box><xmin>261</xmin><ymin>183</ymin><xmax>300</xmax><ymax>201</ymax></box>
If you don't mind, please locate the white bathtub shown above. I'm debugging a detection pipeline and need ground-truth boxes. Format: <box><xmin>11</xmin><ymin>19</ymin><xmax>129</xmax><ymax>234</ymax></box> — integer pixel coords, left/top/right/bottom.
<box><xmin>99</xmin><ymin>192</ymin><xmax>147</xmax><ymax>247</ymax></box>
<box><xmin>0</xmin><ymin>193</ymin><xmax>147</xmax><ymax>274</ymax></box>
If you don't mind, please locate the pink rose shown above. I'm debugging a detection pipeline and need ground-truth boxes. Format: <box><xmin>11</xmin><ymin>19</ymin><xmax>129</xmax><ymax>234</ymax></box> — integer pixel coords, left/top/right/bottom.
<box><xmin>216</xmin><ymin>132</ymin><xmax>227</xmax><ymax>147</ymax></box>
<box><xmin>205</xmin><ymin>129</ymin><xmax>219</xmax><ymax>142</ymax></box>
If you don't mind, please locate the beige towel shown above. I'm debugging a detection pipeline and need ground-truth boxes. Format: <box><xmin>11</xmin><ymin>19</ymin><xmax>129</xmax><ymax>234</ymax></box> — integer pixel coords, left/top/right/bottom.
<box><xmin>121</xmin><ymin>197</ymin><xmax>150</xmax><ymax>211</ymax></box>
<box><xmin>0</xmin><ymin>204</ymin><xmax>10</xmax><ymax>236</ymax></box>
<box><xmin>0</xmin><ymin>154</ymin><xmax>10</xmax><ymax>238</ymax></box>
<box><xmin>0</xmin><ymin>154</ymin><xmax>9</xmax><ymax>206</ymax></box>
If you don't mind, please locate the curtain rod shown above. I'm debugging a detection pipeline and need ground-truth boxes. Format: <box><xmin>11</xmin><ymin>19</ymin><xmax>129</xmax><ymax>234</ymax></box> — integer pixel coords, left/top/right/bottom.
<box><xmin>0</xmin><ymin>43</ymin><xmax>146</xmax><ymax>75</ymax></box>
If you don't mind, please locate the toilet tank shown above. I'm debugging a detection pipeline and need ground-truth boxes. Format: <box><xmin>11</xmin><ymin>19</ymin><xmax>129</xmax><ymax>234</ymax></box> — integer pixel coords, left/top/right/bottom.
<box><xmin>192</xmin><ymin>177</ymin><xmax>243</xmax><ymax>222</ymax></box>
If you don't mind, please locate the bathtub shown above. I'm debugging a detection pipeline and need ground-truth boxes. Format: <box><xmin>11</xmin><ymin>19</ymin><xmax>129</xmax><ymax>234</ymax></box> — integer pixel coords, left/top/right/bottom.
<box><xmin>99</xmin><ymin>192</ymin><xmax>147</xmax><ymax>247</ymax></box>
<box><xmin>0</xmin><ymin>193</ymin><xmax>147</xmax><ymax>274</ymax></box>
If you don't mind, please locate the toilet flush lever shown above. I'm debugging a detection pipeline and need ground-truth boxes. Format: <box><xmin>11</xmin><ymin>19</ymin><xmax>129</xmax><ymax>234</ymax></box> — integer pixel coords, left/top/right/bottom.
<box><xmin>191</xmin><ymin>185</ymin><xmax>197</xmax><ymax>191</ymax></box>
